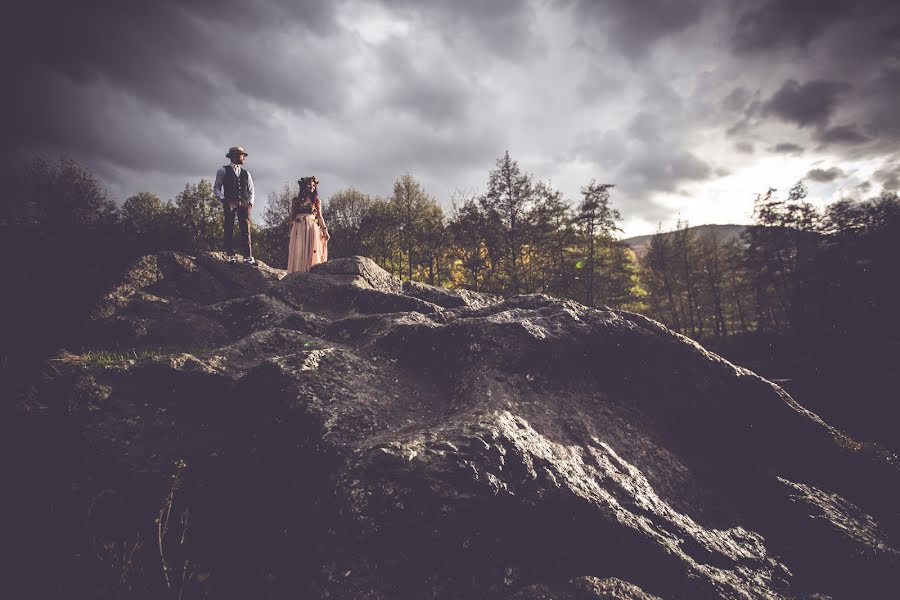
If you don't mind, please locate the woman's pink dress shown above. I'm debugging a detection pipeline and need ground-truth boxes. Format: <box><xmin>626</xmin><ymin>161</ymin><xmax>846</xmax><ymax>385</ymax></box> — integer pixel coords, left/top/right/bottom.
<box><xmin>287</xmin><ymin>212</ymin><xmax>328</xmax><ymax>273</ymax></box>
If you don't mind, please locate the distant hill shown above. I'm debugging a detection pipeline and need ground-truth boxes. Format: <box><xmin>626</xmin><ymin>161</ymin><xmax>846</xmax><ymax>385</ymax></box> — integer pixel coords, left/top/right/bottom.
<box><xmin>622</xmin><ymin>224</ymin><xmax>747</xmax><ymax>258</ymax></box>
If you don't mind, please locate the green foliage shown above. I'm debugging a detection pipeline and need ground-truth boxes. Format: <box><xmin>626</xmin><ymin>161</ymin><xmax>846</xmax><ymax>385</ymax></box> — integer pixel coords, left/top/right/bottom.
<box><xmin>575</xmin><ymin>180</ymin><xmax>619</xmax><ymax>306</ymax></box>
<box><xmin>323</xmin><ymin>187</ymin><xmax>373</xmax><ymax>258</ymax></box>
<box><xmin>255</xmin><ymin>182</ymin><xmax>297</xmax><ymax>268</ymax></box>
<box><xmin>416</xmin><ymin>196</ymin><xmax>449</xmax><ymax>285</ymax></box>
<box><xmin>529</xmin><ymin>183</ymin><xmax>577</xmax><ymax>298</ymax></box>
<box><xmin>448</xmin><ymin>195</ymin><xmax>489</xmax><ymax>291</ymax></box>
<box><xmin>121</xmin><ymin>192</ymin><xmax>173</xmax><ymax>237</ymax></box>
<box><xmin>171</xmin><ymin>179</ymin><xmax>222</xmax><ymax>251</ymax></box>
<box><xmin>358</xmin><ymin>196</ymin><xmax>399</xmax><ymax>273</ymax></box>
<box><xmin>24</xmin><ymin>157</ymin><xmax>118</xmax><ymax>227</ymax></box>
<box><xmin>391</xmin><ymin>173</ymin><xmax>435</xmax><ymax>281</ymax></box>
<box><xmin>481</xmin><ymin>151</ymin><xmax>536</xmax><ymax>294</ymax></box>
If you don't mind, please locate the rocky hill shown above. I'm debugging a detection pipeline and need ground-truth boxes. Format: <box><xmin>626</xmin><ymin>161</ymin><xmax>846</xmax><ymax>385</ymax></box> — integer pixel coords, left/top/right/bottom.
<box><xmin>11</xmin><ymin>251</ymin><xmax>899</xmax><ymax>599</ymax></box>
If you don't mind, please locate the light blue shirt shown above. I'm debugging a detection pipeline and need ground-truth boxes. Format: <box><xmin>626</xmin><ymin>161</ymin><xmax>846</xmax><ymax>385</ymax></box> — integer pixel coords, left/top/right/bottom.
<box><xmin>213</xmin><ymin>163</ymin><xmax>255</xmax><ymax>206</ymax></box>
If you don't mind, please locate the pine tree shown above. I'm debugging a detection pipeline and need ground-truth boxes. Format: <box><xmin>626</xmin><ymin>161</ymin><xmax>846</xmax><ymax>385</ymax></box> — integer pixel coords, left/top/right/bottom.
<box><xmin>575</xmin><ymin>181</ymin><xmax>618</xmax><ymax>306</ymax></box>
<box><xmin>448</xmin><ymin>197</ymin><xmax>489</xmax><ymax>291</ymax></box>
<box><xmin>390</xmin><ymin>174</ymin><xmax>432</xmax><ymax>281</ymax></box>
<box><xmin>480</xmin><ymin>151</ymin><xmax>535</xmax><ymax>294</ymax></box>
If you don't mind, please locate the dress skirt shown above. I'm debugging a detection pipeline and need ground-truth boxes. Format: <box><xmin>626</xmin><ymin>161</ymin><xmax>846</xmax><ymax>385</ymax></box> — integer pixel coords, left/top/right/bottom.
<box><xmin>287</xmin><ymin>214</ymin><xmax>328</xmax><ymax>273</ymax></box>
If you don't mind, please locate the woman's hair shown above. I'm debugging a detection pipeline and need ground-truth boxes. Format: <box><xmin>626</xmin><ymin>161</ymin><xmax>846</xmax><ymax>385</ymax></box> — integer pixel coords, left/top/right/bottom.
<box><xmin>298</xmin><ymin>176</ymin><xmax>320</xmax><ymax>204</ymax></box>
<box><xmin>304</xmin><ymin>189</ymin><xmax>320</xmax><ymax>205</ymax></box>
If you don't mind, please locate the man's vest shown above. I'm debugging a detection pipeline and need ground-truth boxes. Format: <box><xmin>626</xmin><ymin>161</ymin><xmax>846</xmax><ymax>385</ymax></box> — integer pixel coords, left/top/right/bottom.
<box><xmin>222</xmin><ymin>166</ymin><xmax>251</xmax><ymax>203</ymax></box>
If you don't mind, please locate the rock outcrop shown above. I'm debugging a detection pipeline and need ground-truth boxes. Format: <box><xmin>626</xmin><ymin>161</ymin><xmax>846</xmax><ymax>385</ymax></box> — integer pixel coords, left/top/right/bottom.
<box><xmin>13</xmin><ymin>251</ymin><xmax>899</xmax><ymax>599</ymax></box>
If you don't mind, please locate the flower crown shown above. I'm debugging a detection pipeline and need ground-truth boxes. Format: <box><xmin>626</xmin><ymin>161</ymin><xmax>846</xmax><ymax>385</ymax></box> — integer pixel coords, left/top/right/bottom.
<box><xmin>298</xmin><ymin>176</ymin><xmax>319</xmax><ymax>187</ymax></box>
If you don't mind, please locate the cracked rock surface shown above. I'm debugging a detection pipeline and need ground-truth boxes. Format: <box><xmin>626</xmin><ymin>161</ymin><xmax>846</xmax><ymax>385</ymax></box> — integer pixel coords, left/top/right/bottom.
<box><xmin>15</xmin><ymin>251</ymin><xmax>899</xmax><ymax>599</ymax></box>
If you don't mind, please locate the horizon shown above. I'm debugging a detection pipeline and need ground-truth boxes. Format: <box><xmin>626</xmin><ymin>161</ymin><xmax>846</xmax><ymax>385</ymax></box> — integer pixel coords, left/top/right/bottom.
<box><xmin>9</xmin><ymin>1</ymin><xmax>899</xmax><ymax>239</ymax></box>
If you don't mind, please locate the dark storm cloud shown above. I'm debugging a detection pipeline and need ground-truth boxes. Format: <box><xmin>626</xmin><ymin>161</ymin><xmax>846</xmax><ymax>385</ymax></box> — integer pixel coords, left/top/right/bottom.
<box><xmin>371</xmin><ymin>39</ymin><xmax>477</xmax><ymax>126</ymax></box>
<box><xmin>874</xmin><ymin>165</ymin><xmax>900</xmax><ymax>190</ymax></box>
<box><xmin>8</xmin><ymin>0</ymin><xmax>346</xmax><ymax>169</ymax></box>
<box><xmin>721</xmin><ymin>87</ymin><xmax>753</xmax><ymax>113</ymax></box>
<box><xmin>15</xmin><ymin>74</ymin><xmax>218</xmax><ymax>175</ymax></box>
<box><xmin>855</xmin><ymin>66</ymin><xmax>900</xmax><ymax>149</ymax></box>
<box><xmin>567</xmin><ymin>0</ymin><xmax>706</xmax><ymax>57</ymax></box>
<box><xmin>570</xmin><ymin>130</ymin><xmax>629</xmax><ymax>170</ymax></box>
<box><xmin>728</xmin><ymin>0</ymin><xmax>900</xmax><ymax>154</ymax></box>
<box><xmin>818</xmin><ymin>125</ymin><xmax>870</xmax><ymax>146</ymax></box>
<box><xmin>382</xmin><ymin>0</ymin><xmax>542</xmax><ymax>59</ymax></box>
<box><xmin>763</xmin><ymin>79</ymin><xmax>851</xmax><ymax>128</ymax></box>
<box><xmin>731</xmin><ymin>0</ymin><xmax>900</xmax><ymax>55</ymax></box>
<box><xmin>11</xmin><ymin>0</ymin><xmax>338</xmax><ymax>105</ymax></box>
<box><xmin>577</xmin><ymin>65</ymin><xmax>624</xmax><ymax>102</ymax></box>
<box><xmin>628</xmin><ymin>113</ymin><xmax>663</xmax><ymax>145</ymax></box>
<box><xmin>623</xmin><ymin>150</ymin><xmax>714</xmax><ymax>192</ymax></box>
<box><xmin>611</xmin><ymin>148</ymin><xmax>718</xmax><ymax>226</ymax></box>
<box><xmin>805</xmin><ymin>167</ymin><xmax>846</xmax><ymax>183</ymax></box>
<box><xmin>731</xmin><ymin>0</ymin><xmax>851</xmax><ymax>53</ymax></box>
<box><xmin>770</xmin><ymin>143</ymin><xmax>804</xmax><ymax>154</ymax></box>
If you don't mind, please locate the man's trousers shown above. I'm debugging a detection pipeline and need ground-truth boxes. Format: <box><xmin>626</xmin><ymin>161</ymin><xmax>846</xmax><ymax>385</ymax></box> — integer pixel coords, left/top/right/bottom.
<box><xmin>224</xmin><ymin>202</ymin><xmax>252</xmax><ymax>258</ymax></box>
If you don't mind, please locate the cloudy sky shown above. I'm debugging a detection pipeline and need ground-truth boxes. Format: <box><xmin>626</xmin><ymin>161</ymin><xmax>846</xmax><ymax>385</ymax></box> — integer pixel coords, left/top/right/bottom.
<box><xmin>8</xmin><ymin>0</ymin><xmax>900</xmax><ymax>237</ymax></box>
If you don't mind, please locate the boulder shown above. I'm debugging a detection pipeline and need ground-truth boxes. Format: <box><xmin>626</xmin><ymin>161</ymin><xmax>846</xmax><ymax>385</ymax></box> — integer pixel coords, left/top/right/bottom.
<box><xmin>13</xmin><ymin>252</ymin><xmax>899</xmax><ymax>599</ymax></box>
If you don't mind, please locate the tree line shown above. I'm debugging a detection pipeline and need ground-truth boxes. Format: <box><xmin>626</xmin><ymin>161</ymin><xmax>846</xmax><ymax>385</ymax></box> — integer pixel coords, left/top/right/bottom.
<box><xmin>295</xmin><ymin>152</ymin><xmax>642</xmax><ymax>310</ymax></box>
<box><xmin>641</xmin><ymin>182</ymin><xmax>899</xmax><ymax>349</ymax></box>
<box><xmin>3</xmin><ymin>154</ymin><xmax>898</xmax><ymax>387</ymax></box>
<box><xmin>1</xmin><ymin>153</ymin><xmax>639</xmax><ymax>308</ymax></box>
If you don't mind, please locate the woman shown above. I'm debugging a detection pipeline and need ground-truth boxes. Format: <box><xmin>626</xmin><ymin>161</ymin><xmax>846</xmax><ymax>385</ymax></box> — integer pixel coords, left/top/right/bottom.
<box><xmin>287</xmin><ymin>176</ymin><xmax>330</xmax><ymax>273</ymax></box>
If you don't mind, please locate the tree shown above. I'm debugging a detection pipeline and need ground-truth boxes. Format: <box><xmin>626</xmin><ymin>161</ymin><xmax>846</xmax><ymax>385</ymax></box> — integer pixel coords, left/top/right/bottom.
<box><xmin>529</xmin><ymin>182</ymin><xmax>576</xmax><ymax>297</ymax></box>
<box><xmin>448</xmin><ymin>196</ymin><xmax>489</xmax><ymax>291</ymax></box>
<box><xmin>816</xmin><ymin>191</ymin><xmax>900</xmax><ymax>341</ymax></box>
<box><xmin>575</xmin><ymin>181</ymin><xmax>618</xmax><ymax>306</ymax></box>
<box><xmin>721</xmin><ymin>238</ymin><xmax>750</xmax><ymax>335</ymax></box>
<box><xmin>597</xmin><ymin>242</ymin><xmax>642</xmax><ymax>310</ymax></box>
<box><xmin>360</xmin><ymin>197</ymin><xmax>399</xmax><ymax>275</ymax></box>
<box><xmin>172</xmin><ymin>179</ymin><xmax>222</xmax><ymax>251</ymax></box>
<box><xmin>481</xmin><ymin>151</ymin><xmax>535</xmax><ymax>294</ymax></box>
<box><xmin>742</xmin><ymin>182</ymin><xmax>819</xmax><ymax>332</ymax></box>
<box><xmin>26</xmin><ymin>157</ymin><xmax>117</xmax><ymax>227</ymax></box>
<box><xmin>698</xmin><ymin>233</ymin><xmax>728</xmax><ymax>338</ymax></box>
<box><xmin>323</xmin><ymin>187</ymin><xmax>373</xmax><ymax>258</ymax></box>
<box><xmin>122</xmin><ymin>192</ymin><xmax>170</xmax><ymax>235</ymax></box>
<box><xmin>671</xmin><ymin>221</ymin><xmax>703</xmax><ymax>337</ymax></box>
<box><xmin>255</xmin><ymin>182</ymin><xmax>297</xmax><ymax>268</ymax></box>
<box><xmin>389</xmin><ymin>174</ymin><xmax>432</xmax><ymax>281</ymax></box>
<box><xmin>643</xmin><ymin>229</ymin><xmax>682</xmax><ymax>332</ymax></box>
<box><xmin>120</xmin><ymin>192</ymin><xmax>178</xmax><ymax>253</ymax></box>
<box><xmin>418</xmin><ymin>198</ymin><xmax>448</xmax><ymax>285</ymax></box>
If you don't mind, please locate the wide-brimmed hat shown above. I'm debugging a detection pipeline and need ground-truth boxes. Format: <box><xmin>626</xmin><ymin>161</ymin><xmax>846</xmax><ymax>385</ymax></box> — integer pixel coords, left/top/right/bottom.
<box><xmin>226</xmin><ymin>146</ymin><xmax>249</xmax><ymax>158</ymax></box>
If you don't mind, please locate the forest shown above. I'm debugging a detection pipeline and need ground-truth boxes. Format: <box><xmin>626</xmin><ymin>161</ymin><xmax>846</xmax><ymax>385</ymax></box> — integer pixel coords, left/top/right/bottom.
<box><xmin>2</xmin><ymin>153</ymin><xmax>898</xmax><ymax>447</ymax></box>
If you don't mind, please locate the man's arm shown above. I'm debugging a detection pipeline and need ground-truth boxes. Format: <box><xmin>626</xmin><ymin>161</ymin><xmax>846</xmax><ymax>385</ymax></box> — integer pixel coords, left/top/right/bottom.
<box><xmin>213</xmin><ymin>167</ymin><xmax>226</xmax><ymax>202</ymax></box>
<box><xmin>246</xmin><ymin>171</ymin><xmax>255</xmax><ymax>206</ymax></box>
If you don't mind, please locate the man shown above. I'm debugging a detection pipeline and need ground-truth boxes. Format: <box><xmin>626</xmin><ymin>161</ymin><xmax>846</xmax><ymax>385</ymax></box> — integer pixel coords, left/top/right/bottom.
<box><xmin>214</xmin><ymin>146</ymin><xmax>257</xmax><ymax>264</ymax></box>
